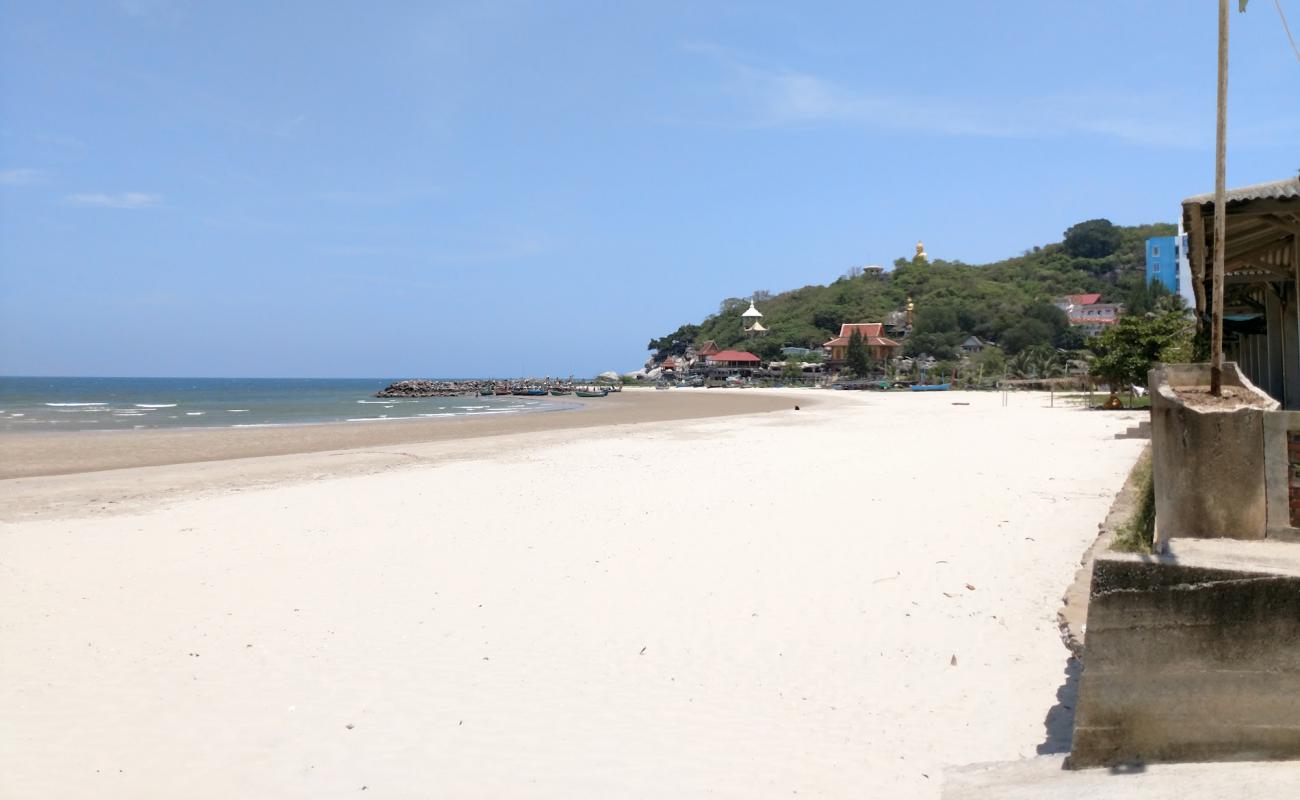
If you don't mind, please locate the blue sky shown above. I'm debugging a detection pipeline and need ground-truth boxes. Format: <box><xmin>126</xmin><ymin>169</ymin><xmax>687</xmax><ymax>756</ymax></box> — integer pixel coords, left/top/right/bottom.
<box><xmin>2</xmin><ymin>1</ymin><xmax>1298</xmax><ymax>378</ymax></box>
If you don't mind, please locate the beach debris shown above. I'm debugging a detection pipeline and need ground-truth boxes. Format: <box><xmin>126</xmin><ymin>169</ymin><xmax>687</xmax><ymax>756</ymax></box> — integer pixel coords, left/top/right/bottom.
<box><xmin>794</xmin><ymin>405</ymin><xmax>800</xmax><ymax>410</ymax></box>
<box><xmin>872</xmin><ymin>572</ymin><xmax>899</xmax><ymax>584</ymax></box>
<box><xmin>639</xmin><ymin>646</ymin><xmax>647</xmax><ymax>655</ymax></box>
<box><xmin>965</xmin><ymin>583</ymin><xmax>976</xmax><ymax>591</ymax></box>
<box><xmin>346</xmin><ymin>723</ymin><xmax>355</xmax><ymax>730</ymax></box>
<box><xmin>950</xmin><ymin>654</ymin><xmax>958</xmax><ymax>666</ymax></box>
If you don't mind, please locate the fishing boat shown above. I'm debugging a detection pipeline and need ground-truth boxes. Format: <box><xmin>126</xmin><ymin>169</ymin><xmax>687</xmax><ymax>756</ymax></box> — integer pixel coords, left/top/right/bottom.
<box><xmin>549</xmin><ymin>387</ymin><xmax>573</xmax><ymax>396</ymax></box>
<box><xmin>575</xmin><ymin>388</ymin><xmax>608</xmax><ymax>398</ymax></box>
<box><xmin>494</xmin><ymin>387</ymin><xmax>511</xmax><ymax>396</ymax></box>
<box><xmin>479</xmin><ymin>387</ymin><xmax>494</xmax><ymax>396</ymax></box>
<box><xmin>910</xmin><ymin>383</ymin><xmax>951</xmax><ymax>392</ymax></box>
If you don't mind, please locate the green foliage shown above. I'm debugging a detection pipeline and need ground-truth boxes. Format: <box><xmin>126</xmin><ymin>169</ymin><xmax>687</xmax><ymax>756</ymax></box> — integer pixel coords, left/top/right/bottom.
<box><xmin>971</xmin><ymin>346</ymin><xmax>1006</xmax><ymax>379</ymax></box>
<box><xmin>1112</xmin><ymin>457</ymin><xmax>1155</xmax><ymax>554</ymax></box>
<box><xmin>1007</xmin><ymin>345</ymin><xmax>1066</xmax><ymax>379</ymax></box>
<box><xmin>846</xmin><ymin>329</ymin><xmax>871</xmax><ymax>376</ymax></box>
<box><xmin>1063</xmin><ymin>218</ymin><xmax>1123</xmax><ymax>259</ymax></box>
<box><xmin>646</xmin><ymin>220</ymin><xmax>1176</xmax><ymax>363</ymax></box>
<box><xmin>1088</xmin><ymin>310</ymin><xmax>1195</xmax><ymax>391</ymax></box>
<box><xmin>647</xmin><ymin>324</ymin><xmax>700</xmax><ymax>359</ymax></box>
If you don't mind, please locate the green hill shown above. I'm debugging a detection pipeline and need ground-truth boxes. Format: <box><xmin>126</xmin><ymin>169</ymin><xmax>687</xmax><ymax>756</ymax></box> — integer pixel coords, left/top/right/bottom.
<box><xmin>648</xmin><ymin>219</ymin><xmax>1178</xmax><ymax>362</ymax></box>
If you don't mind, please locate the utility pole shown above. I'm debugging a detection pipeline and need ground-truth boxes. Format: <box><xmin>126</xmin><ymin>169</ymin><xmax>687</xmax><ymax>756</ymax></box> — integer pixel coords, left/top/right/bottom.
<box><xmin>1211</xmin><ymin>0</ymin><xmax>1230</xmax><ymax>396</ymax></box>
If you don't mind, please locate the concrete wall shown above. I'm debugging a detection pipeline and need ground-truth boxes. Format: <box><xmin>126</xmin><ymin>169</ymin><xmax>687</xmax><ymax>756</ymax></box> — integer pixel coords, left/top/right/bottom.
<box><xmin>1150</xmin><ymin>363</ymin><xmax>1278</xmax><ymax>548</ymax></box>
<box><xmin>1070</xmin><ymin>549</ymin><xmax>1300</xmax><ymax>768</ymax></box>
<box><xmin>1264</xmin><ymin>411</ymin><xmax>1300</xmax><ymax>541</ymax></box>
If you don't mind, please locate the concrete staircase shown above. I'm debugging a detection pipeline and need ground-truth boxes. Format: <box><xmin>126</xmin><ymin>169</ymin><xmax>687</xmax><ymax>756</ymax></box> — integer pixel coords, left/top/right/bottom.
<box><xmin>943</xmin><ymin>755</ymin><xmax>1300</xmax><ymax>799</ymax></box>
<box><xmin>1114</xmin><ymin>418</ymin><xmax>1150</xmax><ymax>439</ymax></box>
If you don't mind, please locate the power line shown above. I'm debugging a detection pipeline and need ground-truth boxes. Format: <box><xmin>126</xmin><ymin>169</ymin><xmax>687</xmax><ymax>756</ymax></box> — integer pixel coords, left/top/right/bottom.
<box><xmin>1276</xmin><ymin>0</ymin><xmax>1300</xmax><ymax>62</ymax></box>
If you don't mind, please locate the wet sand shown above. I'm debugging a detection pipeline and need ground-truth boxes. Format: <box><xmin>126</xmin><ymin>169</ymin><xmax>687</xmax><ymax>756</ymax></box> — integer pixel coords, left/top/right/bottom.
<box><xmin>0</xmin><ymin>389</ymin><xmax>799</xmax><ymax>480</ymax></box>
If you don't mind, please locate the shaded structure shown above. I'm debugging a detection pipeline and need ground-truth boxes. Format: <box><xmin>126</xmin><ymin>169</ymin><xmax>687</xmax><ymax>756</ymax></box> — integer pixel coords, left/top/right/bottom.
<box><xmin>1182</xmin><ymin>176</ymin><xmax>1300</xmax><ymax>408</ymax></box>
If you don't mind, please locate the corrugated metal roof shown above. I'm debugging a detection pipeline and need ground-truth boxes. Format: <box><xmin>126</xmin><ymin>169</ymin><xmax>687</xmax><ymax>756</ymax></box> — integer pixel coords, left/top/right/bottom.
<box><xmin>1183</xmin><ymin>176</ymin><xmax>1300</xmax><ymax>206</ymax></box>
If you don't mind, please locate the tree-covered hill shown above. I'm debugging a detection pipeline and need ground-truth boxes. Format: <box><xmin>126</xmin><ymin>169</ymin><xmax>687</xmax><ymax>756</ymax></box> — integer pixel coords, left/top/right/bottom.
<box><xmin>647</xmin><ymin>219</ymin><xmax>1177</xmax><ymax>362</ymax></box>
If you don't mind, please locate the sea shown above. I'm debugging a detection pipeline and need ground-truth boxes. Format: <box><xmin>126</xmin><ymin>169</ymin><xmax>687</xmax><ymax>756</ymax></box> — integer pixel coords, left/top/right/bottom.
<box><xmin>0</xmin><ymin>376</ymin><xmax>573</xmax><ymax>432</ymax></box>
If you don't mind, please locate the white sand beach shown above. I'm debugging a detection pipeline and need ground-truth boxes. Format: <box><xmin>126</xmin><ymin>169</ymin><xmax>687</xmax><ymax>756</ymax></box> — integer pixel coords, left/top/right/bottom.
<box><xmin>0</xmin><ymin>390</ymin><xmax>1147</xmax><ymax>798</ymax></box>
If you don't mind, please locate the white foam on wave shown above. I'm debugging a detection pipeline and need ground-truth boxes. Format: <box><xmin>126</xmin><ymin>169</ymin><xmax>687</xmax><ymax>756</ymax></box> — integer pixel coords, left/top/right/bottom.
<box><xmin>227</xmin><ymin>409</ymin><xmax>249</xmax><ymax>413</ymax></box>
<box><xmin>186</xmin><ymin>412</ymin><xmax>205</xmax><ymax>416</ymax></box>
<box><xmin>345</xmin><ymin>416</ymin><xmax>418</xmax><ymax>422</ymax></box>
<box><xmin>45</xmin><ymin>402</ymin><xmax>107</xmax><ymax>407</ymax></box>
<box><xmin>10</xmin><ymin>413</ymin><xmax>25</xmax><ymax>417</ymax></box>
<box><xmin>135</xmin><ymin>403</ymin><xmax>177</xmax><ymax>408</ymax></box>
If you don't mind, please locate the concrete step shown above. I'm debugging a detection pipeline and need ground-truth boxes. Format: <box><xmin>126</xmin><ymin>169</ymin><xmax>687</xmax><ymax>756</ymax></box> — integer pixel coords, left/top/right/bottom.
<box><xmin>1114</xmin><ymin>420</ymin><xmax>1151</xmax><ymax>440</ymax></box>
<box><xmin>943</xmin><ymin>755</ymin><xmax>1300</xmax><ymax>799</ymax></box>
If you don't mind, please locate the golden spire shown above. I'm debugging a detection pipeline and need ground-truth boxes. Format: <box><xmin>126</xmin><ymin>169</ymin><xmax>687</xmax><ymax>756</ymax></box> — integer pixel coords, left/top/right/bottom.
<box><xmin>914</xmin><ymin>240</ymin><xmax>928</xmax><ymax>263</ymax></box>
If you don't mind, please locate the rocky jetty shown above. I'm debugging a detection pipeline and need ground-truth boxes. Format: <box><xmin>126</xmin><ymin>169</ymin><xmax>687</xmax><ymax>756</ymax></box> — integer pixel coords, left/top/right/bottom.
<box><xmin>375</xmin><ymin>379</ymin><xmax>490</xmax><ymax>398</ymax></box>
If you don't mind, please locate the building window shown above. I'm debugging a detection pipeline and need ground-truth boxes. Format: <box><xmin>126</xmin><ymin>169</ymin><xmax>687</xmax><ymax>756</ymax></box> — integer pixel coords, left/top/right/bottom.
<box><xmin>1152</xmin><ymin>245</ymin><xmax>1160</xmax><ymax>257</ymax></box>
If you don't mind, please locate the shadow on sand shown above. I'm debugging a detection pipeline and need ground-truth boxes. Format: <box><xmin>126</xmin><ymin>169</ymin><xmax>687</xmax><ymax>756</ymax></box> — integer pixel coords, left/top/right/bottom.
<box><xmin>1037</xmin><ymin>656</ymin><xmax>1081</xmax><ymax>755</ymax></box>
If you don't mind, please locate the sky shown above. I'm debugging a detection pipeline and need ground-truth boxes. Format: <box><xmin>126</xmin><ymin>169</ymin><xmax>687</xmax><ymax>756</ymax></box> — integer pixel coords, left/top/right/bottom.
<box><xmin>2</xmin><ymin>1</ymin><xmax>1298</xmax><ymax>378</ymax></box>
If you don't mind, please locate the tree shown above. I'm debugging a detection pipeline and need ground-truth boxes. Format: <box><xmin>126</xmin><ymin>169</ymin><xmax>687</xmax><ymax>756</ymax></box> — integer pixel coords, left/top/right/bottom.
<box><xmin>1088</xmin><ymin>311</ymin><xmax>1195</xmax><ymax>395</ymax></box>
<box><xmin>846</xmin><ymin>329</ymin><xmax>871</xmax><ymax>376</ymax></box>
<box><xmin>1063</xmin><ymin>219</ymin><xmax>1123</xmax><ymax>259</ymax></box>
<box><xmin>646</xmin><ymin>324</ymin><xmax>700</xmax><ymax>358</ymax></box>
<box><xmin>1007</xmin><ymin>345</ymin><xmax>1064</xmax><ymax>379</ymax></box>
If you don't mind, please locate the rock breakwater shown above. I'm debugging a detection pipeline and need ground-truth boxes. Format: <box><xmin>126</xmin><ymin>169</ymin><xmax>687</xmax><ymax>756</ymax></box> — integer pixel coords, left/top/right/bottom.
<box><xmin>375</xmin><ymin>380</ymin><xmax>493</xmax><ymax>398</ymax></box>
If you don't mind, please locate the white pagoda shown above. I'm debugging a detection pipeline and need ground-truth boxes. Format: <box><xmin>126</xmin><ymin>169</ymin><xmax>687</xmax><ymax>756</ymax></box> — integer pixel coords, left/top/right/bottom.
<box><xmin>742</xmin><ymin>299</ymin><xmax>766</xmax><ymax>335</ymax></box>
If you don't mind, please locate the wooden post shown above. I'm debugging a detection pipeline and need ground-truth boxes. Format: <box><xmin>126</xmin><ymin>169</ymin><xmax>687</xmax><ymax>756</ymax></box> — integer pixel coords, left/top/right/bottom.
<box><xmin>1211</xmin><ymin>0</ymin><xmax>1230</xmax><ymax>395</ymax></box>
<box><xmin>1189</xmin><ymin>203</ymin><xmax>1208</xmax><ymax>321</ymax></box>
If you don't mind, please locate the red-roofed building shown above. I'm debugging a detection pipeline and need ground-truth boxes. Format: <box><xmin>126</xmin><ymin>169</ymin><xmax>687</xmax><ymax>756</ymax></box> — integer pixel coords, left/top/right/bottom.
<box><xmin>1058</xmin><ymin>293</ymin><xmax>1102</xmax><ymax>307</ymax></box>
<box><xmin>823</xmin><ymin>323</ymin><xmax>902</xmax><ymax>363</ymax></box>
<box><xmin>1053</xmin><ymin>294</ymin><xmax>1122</xmax><ymax>337</ymax></box>
<box><xmin>697</xmin><ymin>340</ymin><xmax>720</xmax><ymax>358</ymax></box>
<box><xmin>661</xmin><ymin>356</ymin><xmax>678</xmax><ymax>371</ymax></box>
<box><xmin>706</xmin><ymin>350</ymin><xmax>761</xmax><ymax>367</ymax></box>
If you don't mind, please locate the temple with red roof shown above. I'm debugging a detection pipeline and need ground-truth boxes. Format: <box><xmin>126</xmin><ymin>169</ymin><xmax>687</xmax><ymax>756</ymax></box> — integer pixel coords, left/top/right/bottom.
<box><xmin>822</xmin><ymin>323</ymin><xmax>902</xmax><ymax>363</ymax></box>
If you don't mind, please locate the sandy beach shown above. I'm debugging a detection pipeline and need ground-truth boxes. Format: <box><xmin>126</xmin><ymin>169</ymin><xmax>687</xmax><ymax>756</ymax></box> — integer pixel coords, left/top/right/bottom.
<box><xmin>0</xmin><ymin>390</ymin><xmax>1147</xmax><ymax>798</ymax></box>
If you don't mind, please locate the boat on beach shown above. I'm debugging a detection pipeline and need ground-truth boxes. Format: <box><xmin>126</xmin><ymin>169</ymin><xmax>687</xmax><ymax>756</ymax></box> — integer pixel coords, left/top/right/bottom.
<box><xmin>550</xmin><ymin>387</ymin><xmax>573</xmax><ymax>396</ymax></box>
<box><xmin>575</xmin><ymin>388</ymin><xmax>608</xmax><ymax>398</ymax></box>
<box><xmin>910</xmin><ymin>383</ymin><xmax>951</xmax><ymax>392</ymax></box>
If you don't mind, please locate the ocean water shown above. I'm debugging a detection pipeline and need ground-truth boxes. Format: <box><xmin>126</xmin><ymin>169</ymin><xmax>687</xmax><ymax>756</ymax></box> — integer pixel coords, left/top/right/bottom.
<box><xmin>0</xmin><ymin>376</ymin><xmax>572</xmax><ymax>432</ymax></box>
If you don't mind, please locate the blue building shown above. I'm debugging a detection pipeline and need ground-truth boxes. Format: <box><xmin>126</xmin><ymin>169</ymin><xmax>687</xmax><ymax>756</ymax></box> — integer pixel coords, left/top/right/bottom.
<box><xmin>1145</xmin><ymin>236</ymin><xmax>1181</xmax><ymax>294</ymax></box>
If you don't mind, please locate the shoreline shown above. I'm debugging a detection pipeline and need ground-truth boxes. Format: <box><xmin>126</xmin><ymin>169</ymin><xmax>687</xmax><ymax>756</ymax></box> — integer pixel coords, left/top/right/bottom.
<box><xmin>0</xmin><ymin>389</ymin><xmax>807</xmax><ymax>481</ymax></box>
